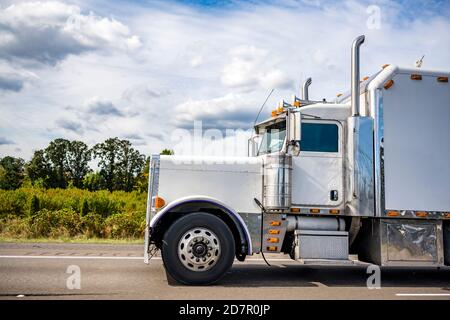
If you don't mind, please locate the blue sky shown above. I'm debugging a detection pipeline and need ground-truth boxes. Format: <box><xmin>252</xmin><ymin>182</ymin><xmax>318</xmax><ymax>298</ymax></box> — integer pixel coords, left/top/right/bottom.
<box><xmin>1</xmin><ymin>0</ymin><xmax>450</xmax><ymax>160</ymax></box>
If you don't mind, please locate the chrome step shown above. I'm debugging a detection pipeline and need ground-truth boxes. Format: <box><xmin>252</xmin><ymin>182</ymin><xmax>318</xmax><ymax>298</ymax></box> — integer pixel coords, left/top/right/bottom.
<box><xmin>295</xmin><ymin>257</ymin><xmax>371</xmax><ymax>267</ymax></box>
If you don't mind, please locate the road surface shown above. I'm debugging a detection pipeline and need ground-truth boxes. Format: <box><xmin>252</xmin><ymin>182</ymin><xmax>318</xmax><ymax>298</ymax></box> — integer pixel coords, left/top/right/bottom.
<box><xmin>1</xmin><ymin>242</ymin><xmax>449</xmax><ymax>300</ymax></box>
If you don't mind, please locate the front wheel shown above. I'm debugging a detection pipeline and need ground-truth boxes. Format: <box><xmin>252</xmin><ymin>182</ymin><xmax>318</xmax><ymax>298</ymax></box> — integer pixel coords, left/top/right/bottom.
<box><xmin>161</xmin><ymin>212</ymin><xmax>235</xmax><ymax>285</ymax></box>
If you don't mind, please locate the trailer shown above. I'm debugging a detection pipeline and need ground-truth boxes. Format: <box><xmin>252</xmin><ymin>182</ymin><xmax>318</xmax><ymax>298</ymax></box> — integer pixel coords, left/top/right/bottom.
<box><xmin>144</xmin><ymin>35</ymin><xmax>450</xmax><ymax>285</ymax></box>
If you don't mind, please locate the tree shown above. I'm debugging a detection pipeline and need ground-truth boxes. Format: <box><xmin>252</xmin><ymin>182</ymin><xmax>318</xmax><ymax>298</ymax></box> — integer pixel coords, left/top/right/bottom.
<box><xmin>117</xmin><ymin>140</ymin><xmax>145</xmax><ymax>192</ymax></box>
<box><xmin>26</xmin><ymin>150</ymin><xmax>52</xmax><ymax>188</ymax></box>
<box><xmin>45</xmin><ymin>138</ymin><xmax>70</xmax><ymax>188</ymax></box>
<box><xmin>83</xmin><ymin>172</ymin><xmax>106</xmax><ymax>191</ymax></box>
<box><xmin>93</xmin><ymin>138</ymin><xmax>145</xmax><ymax>192</ymax></box>
<box><xmin>93</xmin><ymin>138</ymin><xmax>121</xmax><ymax>192</ymax></box>
<box><xmin>160</xmin><ymin>149</ymin><xmax>174</xmax><ymax>155</ymax></box>
<box><xmin>67</xmin><ymin>140</ymin><xmax>91</xmax><ymax>188</ymax></box>
<box><xmin>0</xmin><ymin>156</ymin><xmax>25</xmax><ymax>190</ymax></box>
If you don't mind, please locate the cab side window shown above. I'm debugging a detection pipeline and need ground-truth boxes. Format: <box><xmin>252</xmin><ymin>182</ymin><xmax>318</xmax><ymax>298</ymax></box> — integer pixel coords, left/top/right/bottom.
<box><xmin>300</xmin><ymin>123</ymin><xmax>339</xmax><ymax>153</ymax></box>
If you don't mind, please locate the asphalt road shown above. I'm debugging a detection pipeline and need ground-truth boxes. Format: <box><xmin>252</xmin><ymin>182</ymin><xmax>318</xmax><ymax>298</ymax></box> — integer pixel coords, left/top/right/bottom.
<box><xmin>0</xmin><ymin>242</ymin><xmax>449</xmax><ymax>300</ymax></box>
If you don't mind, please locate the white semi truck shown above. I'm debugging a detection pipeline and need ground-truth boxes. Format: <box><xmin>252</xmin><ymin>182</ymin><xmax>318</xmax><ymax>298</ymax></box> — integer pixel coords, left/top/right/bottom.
<box><xmin>144</xmin><ymin>35</ymin><xmax>450</xmax><ymax>285</ymax></box>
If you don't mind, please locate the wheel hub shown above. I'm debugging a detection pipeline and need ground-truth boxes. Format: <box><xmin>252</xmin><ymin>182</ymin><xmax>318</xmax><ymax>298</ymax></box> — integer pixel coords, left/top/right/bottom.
<box><xmin>178</xmin><ymin>227</ymin><xmax>221</xmax><ymax>272</ymax></box>
<box><xmin>192</xmin><ymin>243</ymin><xmax>207</xmax><ymax>257</ymax></box>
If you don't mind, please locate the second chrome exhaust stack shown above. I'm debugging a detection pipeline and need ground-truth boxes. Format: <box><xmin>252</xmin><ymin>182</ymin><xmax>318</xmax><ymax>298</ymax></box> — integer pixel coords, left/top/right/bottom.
<box><xmin>302</xmin><ymin>77</ymin><xmax>312</xmax><ymax>100</ymax></box>
<box><xmin>351</xmin><ymin>35</ymin><xmax>365</xmax><ymax>116</ymax></box>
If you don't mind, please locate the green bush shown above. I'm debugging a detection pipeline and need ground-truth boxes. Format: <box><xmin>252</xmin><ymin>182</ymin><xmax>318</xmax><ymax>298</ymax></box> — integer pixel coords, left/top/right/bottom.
<box><xmin>0</xmin><ymin>187</ymin><xmax>147</xmax><ymax>240</ymax></box>
<box><xmin>0</xmin><ymin>189</ymin><xmax>28</xmax><ymax>217</ymax></box>
<box><xmin>28</xmin><ymin>209</ymin><xmax>83</xmax><ymax>238</ymax></box>
<box><xmin>80</xmin><ymin>198</ymin><xmax>90</xmax><ymax>216</ymax></box>
<box><xmin>104</xmin><ymin>211</ymin><xmax>146</xmax><ymax>239</ymax></box>
<box><xmin>30</xmin><ymin>194</ymin><xmax>40</xmax><ymax>216</ymax></box>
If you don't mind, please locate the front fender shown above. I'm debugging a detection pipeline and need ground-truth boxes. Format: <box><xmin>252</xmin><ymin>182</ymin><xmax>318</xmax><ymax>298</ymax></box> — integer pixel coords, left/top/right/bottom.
<box><xmin>149</xmin><ymin>195</ymin><xmax>253</xmax><ymax>255</ymax></box>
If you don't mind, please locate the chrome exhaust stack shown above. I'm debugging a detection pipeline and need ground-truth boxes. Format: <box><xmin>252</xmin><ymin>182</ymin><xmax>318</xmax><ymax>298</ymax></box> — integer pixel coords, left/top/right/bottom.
<box><xmin>301</xmin><ymin>77</ymin><xmax>312</xmax><ymax>101</ymax></box>
<box><xmin>351</xmin><ymin>35</ymin><xmax>365</xmax><ymax>116</ymax></box>
<box><xmin>347</xmin><ymin>35</ymin><xmax>375</xmax><ymax>218</ymax></box>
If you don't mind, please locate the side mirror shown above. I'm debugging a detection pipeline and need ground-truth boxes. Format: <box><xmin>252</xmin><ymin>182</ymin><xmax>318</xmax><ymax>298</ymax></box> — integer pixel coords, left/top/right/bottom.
<box><xmin>287</xmin><ymin>110</ymin><xmax>301</xmax><ymax>155</ymax></box>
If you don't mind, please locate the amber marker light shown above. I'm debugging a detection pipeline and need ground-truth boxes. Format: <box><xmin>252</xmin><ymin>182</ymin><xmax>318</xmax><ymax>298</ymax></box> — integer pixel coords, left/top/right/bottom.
<box><xmin>384</xmin><ymin>79</ymin><xmax>394</xmax><ymax>89</ymax></box>
<box><xmin>415</xmin><ymin>211</ymin><xmax>428</xmax><ymax>218</ymax></box>
<box><xmin>387</xmin><ymin>210</ymin><xmax>399</xmax><ymax>217</ymax></box>
<box><xmin>153</xmin><ymin>196</ymin><xmax>166</xmax><ymax>209</ymax></box>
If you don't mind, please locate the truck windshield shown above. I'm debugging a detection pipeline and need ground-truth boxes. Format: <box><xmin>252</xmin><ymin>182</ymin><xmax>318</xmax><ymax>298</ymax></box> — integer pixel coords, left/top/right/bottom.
<box><xmin>258</xmin><ymin>121</ymin><xmax>286</xmax><ymax>155</ymax></box>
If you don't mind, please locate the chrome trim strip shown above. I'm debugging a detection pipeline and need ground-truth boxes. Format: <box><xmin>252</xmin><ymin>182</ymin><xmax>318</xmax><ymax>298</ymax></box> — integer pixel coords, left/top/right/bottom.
<box><xmin>373</xmin><ymin>89</ymin><xmax>384</xmax><ymax>217</ymax></box>
<box><xmin>384</xmin><ymin>210</ymin><xmax>450</xmax><ymax>220</ymax></box>
<box><xmin>144</xmin><ymin>154</ymin><xmax>160</xmax><ymax>264</ymax></box>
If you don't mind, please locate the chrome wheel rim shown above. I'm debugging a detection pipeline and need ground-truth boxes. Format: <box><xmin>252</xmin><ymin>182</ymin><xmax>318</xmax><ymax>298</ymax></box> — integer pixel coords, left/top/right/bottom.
<box><xmin>178</xmin><ymin>227</ymin><xmax>221</xmax><ymax>272</ymax></box>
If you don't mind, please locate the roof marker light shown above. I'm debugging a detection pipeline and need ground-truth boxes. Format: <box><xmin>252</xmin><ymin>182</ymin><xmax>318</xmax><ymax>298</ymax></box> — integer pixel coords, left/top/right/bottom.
<box><xmin>384</xmin><ymin>79</ymin><xmax>394</xmax><ymax>90</ymax></box>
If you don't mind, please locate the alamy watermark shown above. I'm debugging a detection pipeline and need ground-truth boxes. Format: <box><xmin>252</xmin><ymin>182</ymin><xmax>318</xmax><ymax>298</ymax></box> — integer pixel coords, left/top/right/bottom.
<box><xmin>366</xmin><ymin>5</ymin><xmax>381</xmax><ymax>30</ymax></box>
<box><xmin>66</xmin><ymin>265</ymin><xmax>81</xmax><ymax>290</ymax></box>
<box><xmin>366</xmin><ymin>265</ymin><xmax>381</xmax><ymax>289</ymax></box>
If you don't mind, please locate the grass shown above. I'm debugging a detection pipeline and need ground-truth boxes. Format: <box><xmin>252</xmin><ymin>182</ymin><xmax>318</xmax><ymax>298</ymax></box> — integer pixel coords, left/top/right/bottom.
<box><xmin>0</xmin><ymin>236</ymin><xmax>144</xmax><ymax>244</ymax></box>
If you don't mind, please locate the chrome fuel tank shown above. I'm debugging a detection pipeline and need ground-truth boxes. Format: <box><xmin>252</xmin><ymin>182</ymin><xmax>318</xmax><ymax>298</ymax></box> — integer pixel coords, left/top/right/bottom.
<box><xmin>263</xmin><ymin>153</ymin><xmax>292</xmax><ymax>211</ymax></box>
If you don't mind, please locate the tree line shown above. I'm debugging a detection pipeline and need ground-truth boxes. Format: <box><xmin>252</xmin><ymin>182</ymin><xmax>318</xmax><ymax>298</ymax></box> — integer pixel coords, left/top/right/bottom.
<box><xmin>0</xmin><ymin>138</ymin><xmax>174</xmax><ymax>192</ymax></box>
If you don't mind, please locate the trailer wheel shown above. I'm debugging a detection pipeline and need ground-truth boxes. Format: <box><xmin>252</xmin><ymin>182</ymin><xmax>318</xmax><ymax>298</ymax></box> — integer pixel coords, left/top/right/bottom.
<box><xmin>161</xmin><ymin>212</ymin><xmax>235</xmax><ymax>285</ymax></box>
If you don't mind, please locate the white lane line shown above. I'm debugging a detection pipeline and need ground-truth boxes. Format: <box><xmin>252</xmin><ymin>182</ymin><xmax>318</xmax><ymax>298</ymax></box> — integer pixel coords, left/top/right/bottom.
<box><xmin>0</xmin><ymin>255</ymin><xmax>294</xmax><ymax>262</ymax></box>
<box><xmin>396</xmin><ymin>293</ymin><xmax>450</xmax><ymax>297</ymax></box>
<box><xmin>0</xmin><ymin>255</ymin><xmax>145</xmax><ymax>260</ymax></box>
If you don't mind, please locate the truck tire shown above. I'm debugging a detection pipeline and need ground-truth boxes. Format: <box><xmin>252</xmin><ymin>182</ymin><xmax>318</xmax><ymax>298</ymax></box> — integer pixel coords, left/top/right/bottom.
<box><xmin>161</xmin><ymin>212</ymin><xmax>235</xmax><ymax>285</ymax></box>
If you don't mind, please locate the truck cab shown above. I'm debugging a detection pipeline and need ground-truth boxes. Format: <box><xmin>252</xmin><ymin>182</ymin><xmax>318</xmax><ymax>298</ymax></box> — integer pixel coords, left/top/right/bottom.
<box><xmin>255</xmin><ymin>103</ymin><xmax>349</xmax><ymax>213</ymax></box>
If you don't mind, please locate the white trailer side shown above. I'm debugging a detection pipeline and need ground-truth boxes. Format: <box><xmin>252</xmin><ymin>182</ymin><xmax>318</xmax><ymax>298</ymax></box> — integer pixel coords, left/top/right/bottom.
<box><xmin>368</xmin><ymin>66</ymin><xmax>450</xmax><ymax>215</ymax></box>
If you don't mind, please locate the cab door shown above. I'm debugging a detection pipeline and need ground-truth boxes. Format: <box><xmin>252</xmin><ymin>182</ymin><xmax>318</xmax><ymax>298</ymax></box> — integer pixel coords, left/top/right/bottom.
<box><xmin>291</xmin><ymin>120</ymin><xmax>344</xmax><ymax>207</ymax></box>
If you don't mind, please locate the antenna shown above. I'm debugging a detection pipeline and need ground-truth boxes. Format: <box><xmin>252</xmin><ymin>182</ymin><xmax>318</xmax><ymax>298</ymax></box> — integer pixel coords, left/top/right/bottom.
<box><xmin>252</xmin><ymin>88</ymin><xmax>275</xmax><ymax>128</ymax></box>
<box><xmin>415</xmin><ymin>55</ymin><xmax>425</xmax><ymax>68</ymax></box>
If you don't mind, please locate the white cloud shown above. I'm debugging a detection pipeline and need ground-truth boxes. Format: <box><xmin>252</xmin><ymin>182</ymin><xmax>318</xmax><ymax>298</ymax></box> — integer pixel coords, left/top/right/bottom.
<box><xmin>0</xmin><ymin>1</ymin><xmax>142</xmax><ymax>65</ymax></box>
<box><xmin>0</xmin><ymin>63</ymin><xmax>38</xmax><ymax>92</ymax></box>
<box><xmin>83</xmin><ymin>96</ymin><xmax>124</xmax><ymax>117</ymax></box>
<box><xmin>1</xmin><ymin>0</ymin><xmax>450</xmax><ymax>160</ymax></box>
<box><xmin>221</xmin><ymin>45</ymin><xmax>294</xmax><ymax>91</ymax></box>
<box><xmin>55</xmin><ymin>118</ymin><xmax>84</xmax><ymax>134</ymax></box>
<box><xmin>174</xmin><ymin>93</ymin><xmax>257</xmax><ymax>130</ymax></box>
